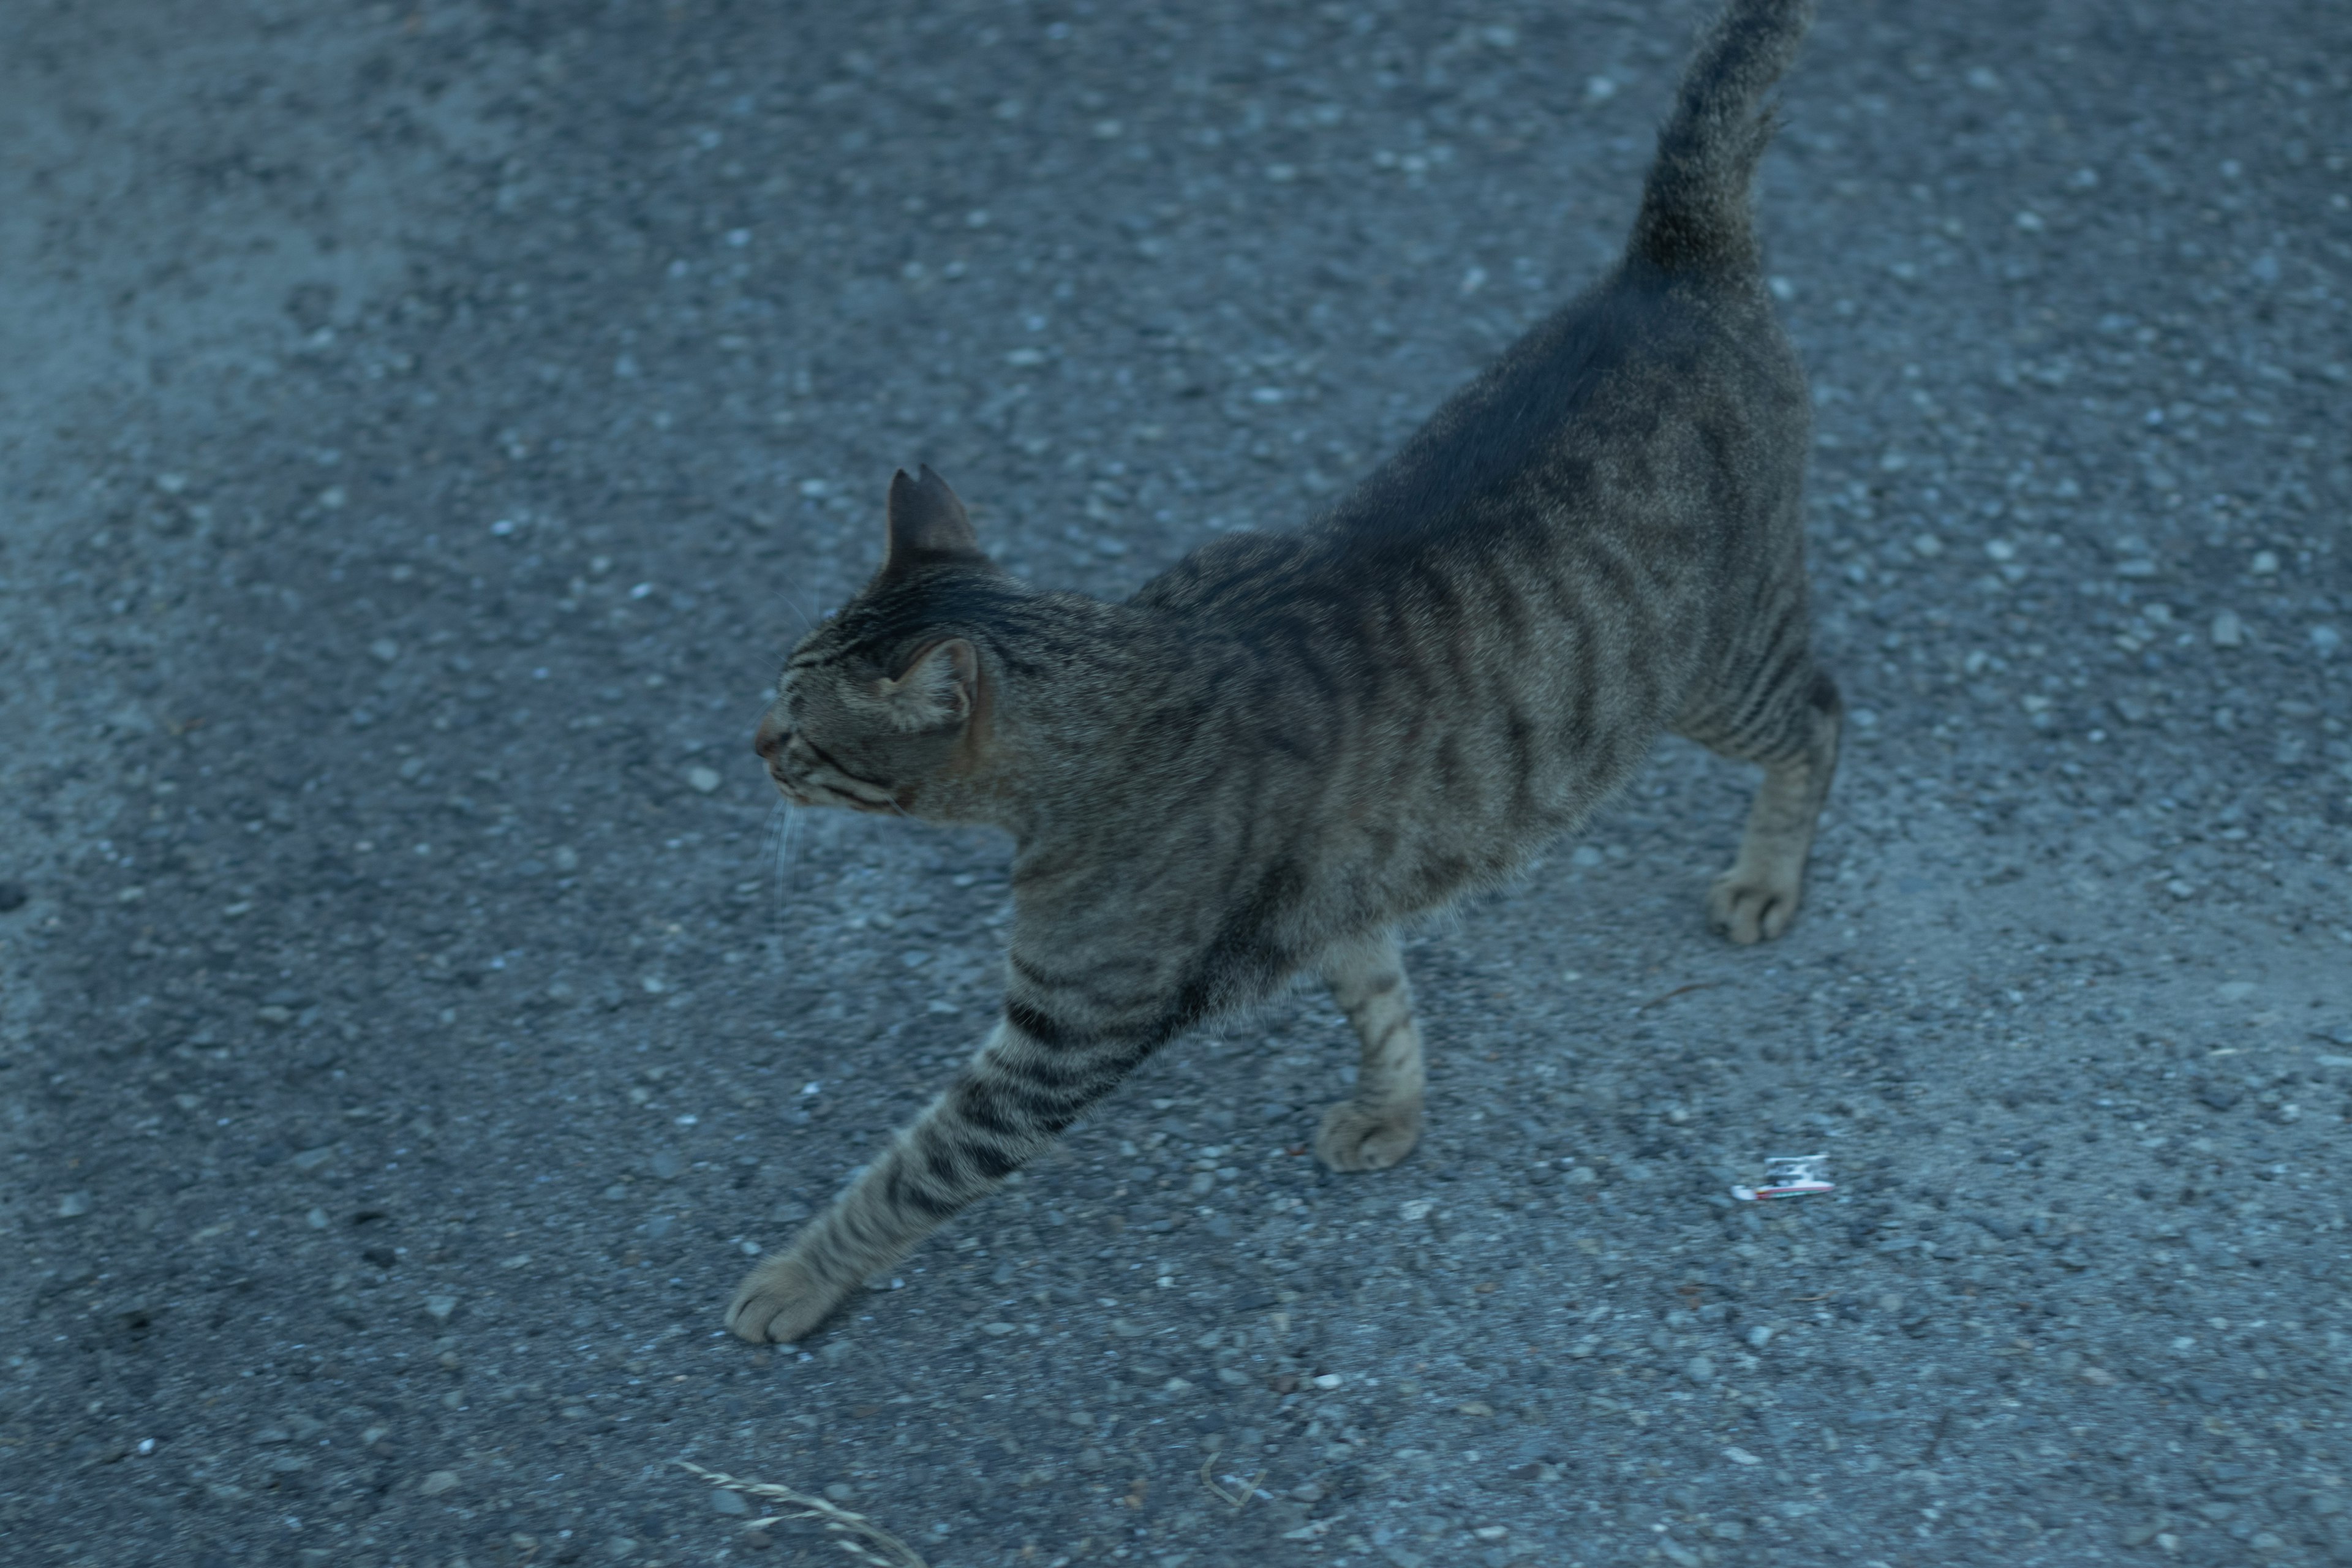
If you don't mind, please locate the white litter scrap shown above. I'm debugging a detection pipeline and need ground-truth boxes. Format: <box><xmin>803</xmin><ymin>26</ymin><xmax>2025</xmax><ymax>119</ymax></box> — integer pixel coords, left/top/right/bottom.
<box><xmin>1731</xmin><ymin>1153</ymin><xmax>1834</xmax><ymax>1202</ymax></box>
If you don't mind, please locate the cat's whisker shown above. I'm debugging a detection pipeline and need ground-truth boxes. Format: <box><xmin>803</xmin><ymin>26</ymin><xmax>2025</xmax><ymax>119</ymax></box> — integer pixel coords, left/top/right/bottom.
<box><xmin>766</xmin><ymin>568</ymin><xmax>831</xmax><ymax>641</ymax></box>
<box><xmin>764</xmin><ymin>801</ymin><xmax>805</xmax><ymax>908</ymax></box>
<box><xmin>760</xmin><ymin>801</ymin><xmax>783</xmax><ymax>873</ymax></box>
<box><xmin>759</xmin><ymin>802</ymin><xmax>807</xmax><ymax>974</ymax></box>
<box><xmin>782</xmin><ymin>803</ymin><xmax>806</xmax><ymax>889</ymax></box>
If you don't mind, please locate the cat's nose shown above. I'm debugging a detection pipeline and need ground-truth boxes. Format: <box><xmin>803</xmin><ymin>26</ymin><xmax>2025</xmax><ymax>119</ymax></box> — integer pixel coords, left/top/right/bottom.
<box><xmin>752</xmin><ymin>712</ymin><xmax>785</xmax><ymax>760</ymax></box>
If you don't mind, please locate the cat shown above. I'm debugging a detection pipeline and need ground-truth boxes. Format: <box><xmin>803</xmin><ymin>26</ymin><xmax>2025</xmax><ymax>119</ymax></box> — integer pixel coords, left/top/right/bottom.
<box><xmin>728</xmin><ymin>0</ymin><xmax>1835</xmax><ymax>1344</ymax></box>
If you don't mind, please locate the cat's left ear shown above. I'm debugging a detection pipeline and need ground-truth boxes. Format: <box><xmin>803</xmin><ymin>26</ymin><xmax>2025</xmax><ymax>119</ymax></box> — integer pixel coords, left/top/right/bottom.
<box><xmin>883</xmin><ymin>465</ymin><xmax>987</xmax><ymax>572</ymax></box>
<box><xmin>876</xmin><ymin>638</ymin><xmax>978</xmax><ymax>731</ymax></box>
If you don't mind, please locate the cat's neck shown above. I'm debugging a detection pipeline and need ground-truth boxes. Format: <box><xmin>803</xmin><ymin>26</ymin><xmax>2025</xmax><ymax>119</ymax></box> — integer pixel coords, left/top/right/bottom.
<box><xmin>914</xmin><ymin>589</ymin><xmax>1206</xmax><ymax>836</ymax></box>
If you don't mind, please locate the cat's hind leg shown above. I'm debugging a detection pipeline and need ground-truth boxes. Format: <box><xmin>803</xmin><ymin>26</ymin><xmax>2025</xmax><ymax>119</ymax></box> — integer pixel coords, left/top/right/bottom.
<box><xmin>1313</xmin><ymin>929</ymin><xmax>1425</xmax><ymax>1172</ymax></box>
<box><xmin>1692</xmin><ymin>663</ymin><xmax>1842</xmax><ymax>945</ymax></box>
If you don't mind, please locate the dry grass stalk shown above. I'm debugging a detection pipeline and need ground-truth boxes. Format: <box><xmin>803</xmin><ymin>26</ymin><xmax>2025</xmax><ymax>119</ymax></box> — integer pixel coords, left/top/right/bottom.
<box><xmin>1196</xmin><ymin>1450</ymin><xmax>1266</xmax><ymax>1510</ymax></box>
<box><xmin>674</xmin><ymin>1459</ymin><xmax>929</xmax><ymax>1568</ymax></box>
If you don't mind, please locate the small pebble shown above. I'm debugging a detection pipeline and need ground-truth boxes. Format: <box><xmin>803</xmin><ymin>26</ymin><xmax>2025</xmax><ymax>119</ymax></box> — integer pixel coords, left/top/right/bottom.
<box><xmin>687</xmin><ymin>766</ymin><xmax>722</xmax><ymax>794</ymax></box>
<box><xmin>2210</xmin><ymin>610</ymin><xmax>2245</xmax><ymax>647</ymax></box>
<box><xmin>823</xmin><ymin>1482</ymin><xmax>855</xmax><ymax>1501</ymax></box>
<box><xmin>711</xmin><ymin>1488</ymin><xmax>748</xmax><ymax>1515</ymax></box>
<box><xmin>418</xmin><ymin>1469</ymin><xmax>460</xmax><ymax>1496</ymax></box>
<box><xmin>56</xmin><ymin>1193</ymin><xmax>91</xmax><ymax>1218</ymax></box>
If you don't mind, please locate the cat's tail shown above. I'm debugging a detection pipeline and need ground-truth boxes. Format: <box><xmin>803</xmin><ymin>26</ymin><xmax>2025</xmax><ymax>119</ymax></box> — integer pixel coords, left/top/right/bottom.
<box><xmin>1626</xmin><ymin>0</ymin><xmax>1816</xmax><ymax>274</ymax></box>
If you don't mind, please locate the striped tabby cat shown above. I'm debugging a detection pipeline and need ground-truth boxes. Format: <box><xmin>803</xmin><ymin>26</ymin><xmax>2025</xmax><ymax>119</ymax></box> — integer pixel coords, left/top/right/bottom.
<box><xmin>730</xmin><ymin>0</ymin><xmax>1836</xmax><ymax>1344</ymax></box>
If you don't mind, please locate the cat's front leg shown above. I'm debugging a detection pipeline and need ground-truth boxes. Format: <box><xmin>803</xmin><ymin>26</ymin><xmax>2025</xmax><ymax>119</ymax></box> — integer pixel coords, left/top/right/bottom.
<box><xmin>726</xmin><ymin>1009</ymin><xmax>1130</xmax><ymax>1343</ymax></box>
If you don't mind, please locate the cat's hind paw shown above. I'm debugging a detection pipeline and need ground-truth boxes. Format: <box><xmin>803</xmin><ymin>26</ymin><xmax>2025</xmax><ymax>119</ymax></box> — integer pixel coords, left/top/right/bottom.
<box><xmin>1314</xmin><ymin>1099</ymin><xmax>1422</xmax><ymax>1173</ymax></box>
<box><xmin>725</xmin><ymin>1253</ymin><xmax>848</xmax><ymax>1344</ymax></box>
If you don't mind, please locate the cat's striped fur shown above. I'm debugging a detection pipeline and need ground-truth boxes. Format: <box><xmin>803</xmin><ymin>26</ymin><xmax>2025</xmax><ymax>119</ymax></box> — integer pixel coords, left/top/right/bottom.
<box><xmin>729</xmin><ymin>0</ymin><xmax>1836</xmax><ymax>1344</ymax></box>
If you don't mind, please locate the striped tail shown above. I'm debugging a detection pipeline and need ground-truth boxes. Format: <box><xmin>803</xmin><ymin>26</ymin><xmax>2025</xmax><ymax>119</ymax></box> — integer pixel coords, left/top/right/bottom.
<box><xmin>1627</xmin><ymin>0</ymin><xmax>1817</xmax><ymax>273</ymax></box>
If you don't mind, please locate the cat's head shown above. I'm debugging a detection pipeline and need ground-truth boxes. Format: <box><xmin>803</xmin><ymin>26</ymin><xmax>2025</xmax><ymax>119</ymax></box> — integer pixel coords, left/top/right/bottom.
<box><xmin>753</xmin><ymin>466</ymin><xmax>1004</xmax><ymax>815</ymax></box>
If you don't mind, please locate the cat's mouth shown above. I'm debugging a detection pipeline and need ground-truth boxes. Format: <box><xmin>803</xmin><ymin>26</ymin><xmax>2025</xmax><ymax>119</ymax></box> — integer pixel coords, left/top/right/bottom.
<box><xmin>767</xmin><ymin>758</ymin><xmax>900</xmax><ymax>815</ymax></box>
<box><xmin>758</xmin><ymin>718</ymin><xmax>901</xmax><ymax>813</ymax></box>
<box><xmin>786</xmin><ymin>782</ymin><xmax>902</xmax><ymax>815</ymax></box>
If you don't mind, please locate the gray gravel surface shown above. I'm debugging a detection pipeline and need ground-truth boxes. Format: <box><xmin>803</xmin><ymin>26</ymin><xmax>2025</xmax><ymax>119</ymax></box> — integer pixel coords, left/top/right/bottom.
<box><xmin>4</xmin><ymin>2</ymin><xmax>2349</xmax><ymax>1566</ymax></box>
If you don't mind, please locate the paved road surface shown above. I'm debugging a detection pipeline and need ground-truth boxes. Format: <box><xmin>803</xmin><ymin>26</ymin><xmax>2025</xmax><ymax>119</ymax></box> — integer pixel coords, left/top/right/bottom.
<box><xmin>4</xmin><ymin>2</ymin><xmax>2348</xmax><ymax>1565</ymax></box>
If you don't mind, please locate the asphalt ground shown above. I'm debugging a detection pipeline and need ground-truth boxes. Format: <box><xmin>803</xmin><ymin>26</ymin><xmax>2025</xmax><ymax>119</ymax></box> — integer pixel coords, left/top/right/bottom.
<box><xmin>2</xmin><ymin>2</ymin><xmax>2348</xmax><ymax>1566</ymax></box>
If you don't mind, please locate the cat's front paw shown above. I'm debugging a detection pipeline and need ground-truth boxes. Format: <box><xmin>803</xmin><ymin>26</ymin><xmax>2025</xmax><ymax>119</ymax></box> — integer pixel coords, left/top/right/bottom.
<box><xmin>1706</xmin><ymin>865</ymin><xmax>1804</xmax><ymax>945</ymax></box>
<box><xmin>1314</xmin><ymin>1099</ymin><xmax>1422</xmax><ymax>1172</ymax></box>
<box><xmin>725</xmin><ymin>1253</ymin><xmax>848</xmax><ymax>1344</ymax></box>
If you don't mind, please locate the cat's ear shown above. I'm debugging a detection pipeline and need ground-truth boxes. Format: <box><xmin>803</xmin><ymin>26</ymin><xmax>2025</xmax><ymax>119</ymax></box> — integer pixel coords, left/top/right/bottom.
<box><xmin>882</xmin><ymin>465</ymin><xmax>987</xmax><ymax>572</ymax></box>
<box><xmin>876</xmin><ymin>638</ymin><xmax>978</xmax><ymax>731</ymax></box>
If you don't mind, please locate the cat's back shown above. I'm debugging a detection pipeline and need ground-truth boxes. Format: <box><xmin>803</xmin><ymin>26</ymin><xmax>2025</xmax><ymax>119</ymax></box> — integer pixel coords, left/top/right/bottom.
<box><xmin>1323</xmin><ymin>262</ymin><xmax>1803</xmax><ymax>568</ymax></box>
<box><xmin>1134</xmin><ymin>260</ymin><xmax>1801</xmax><ymax>636</ymax></box>
<box><xmin>1127</xmin><ymin>526</ymin><xmax>1322</xmax><ymax>624</ymax></box>
<box><xmin>1107</xmin><ymin>261</ymin><xmax>1806</xmax><ymax>839</ymax></box>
